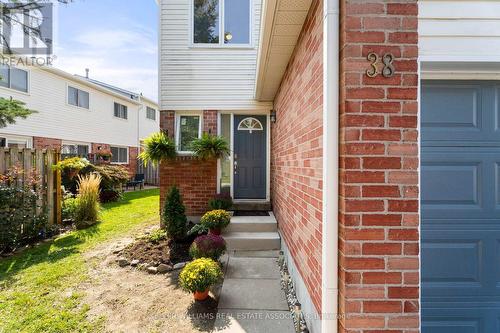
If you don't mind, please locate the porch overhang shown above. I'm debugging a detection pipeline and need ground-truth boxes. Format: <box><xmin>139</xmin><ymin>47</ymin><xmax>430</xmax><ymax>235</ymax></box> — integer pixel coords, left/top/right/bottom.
<box><xmin>254</xmin><ymin>0</ymin><xmax>313</xmax><ymax>102</ymax></box>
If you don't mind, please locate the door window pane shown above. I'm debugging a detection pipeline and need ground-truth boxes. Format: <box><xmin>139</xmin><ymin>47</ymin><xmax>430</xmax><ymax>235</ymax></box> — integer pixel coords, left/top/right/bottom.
<box><xmin>194</xmin><ymin>0</ymin><xmax>219</xmax><ymax>44</ymax></box>
<box><xmin>220</xmin><ymin>114</ymin><xmax>231</xmax><ymax>194</ymax></box>
<box><xmin>179</xmin><ymin>115</ymin><xmax>200</xmax><ymax>151</ymax></box>
<box><xmin>224</xmin><ymin>0</ymin><xmax>250</xmax><ymax>44</ymax></box>
<box><xmin>10</xmin><ymin>68</ymin><xmax>28</xmax><ymax>92</ymax></box>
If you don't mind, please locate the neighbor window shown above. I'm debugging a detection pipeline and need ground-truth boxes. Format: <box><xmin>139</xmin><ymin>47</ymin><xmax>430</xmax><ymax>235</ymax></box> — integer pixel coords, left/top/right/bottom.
<box><xmin>177</xmin><ymin>115</ymin><xmax>201</xmax><ymax>152</ymax></box>
<box><xmin>0</xmin><ymin>65</ymin><xmax>28</xmax><ymax>92</ymax></box>
<box><xmin>146</xmin><ymin>107</ymin><xmax>156</xmax><ymax>120</ymax></box>
<box><xmin>68</xmin><ymin>86</ymin><xmax>90</xmax><ymax>109</ymax></box>
<box><xmin>193</xmin><ymin>0</ymin><xmax>250</xmax><ymax>45</ymax></box>
<box><xmin>111</xmin><ymin>146</ymin><xmax>128</xmax><ymax>164</ymax></box>
<box><xmin>62</xmin><ymin>143</ymin><xmax>89</xmax><ymax>157</ymax></box>
<box><xmin>114</xmin><ymin>102</ymin><xmax>128</xmax><ymax>119</ymax></box>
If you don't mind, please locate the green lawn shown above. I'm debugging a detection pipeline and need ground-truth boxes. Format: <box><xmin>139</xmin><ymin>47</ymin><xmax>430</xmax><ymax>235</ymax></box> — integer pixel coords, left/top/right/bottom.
<box><xmin>0</xmin><ymin>189</ymin><xmax>160</xmax><ymax>333</ymax></box>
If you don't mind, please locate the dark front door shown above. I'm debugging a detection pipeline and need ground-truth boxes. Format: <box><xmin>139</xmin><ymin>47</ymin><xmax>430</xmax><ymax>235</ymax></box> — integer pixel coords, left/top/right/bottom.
<box><xmin>233</xmin><ymin>115</ymin><xmax>267</xmax><ymax>199</ymax></box>
<box><xmin>422</xmin><ymin>81</ymin><xmax>500</xmax><ymax>333</ymax></box>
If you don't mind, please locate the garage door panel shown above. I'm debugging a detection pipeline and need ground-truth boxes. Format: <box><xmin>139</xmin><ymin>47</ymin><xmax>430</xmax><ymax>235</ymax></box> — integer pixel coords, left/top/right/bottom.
<box><xmin>422</xmin><ymin>81</ymin><xmax>500</xmax><ymax>333</ymax></box>
<box><xmin>422</xmin><ymin>81</ymin><xmax>500</xmax><ymax>143</ymax></box>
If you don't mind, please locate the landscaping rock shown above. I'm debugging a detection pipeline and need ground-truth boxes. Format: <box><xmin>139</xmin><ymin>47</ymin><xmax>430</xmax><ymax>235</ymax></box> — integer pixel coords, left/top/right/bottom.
<box><xmin>130</xmin><ymin>259</ymin><xmax>140</xmax><ymax>267</ymax></box>
<box><xmin>117</xmin><ymin>257</ymin><xmax>130</xmax><ymax>267</ymax></box>
<box><xmin>157</xmin><ymin>264</ymin><xmax>173</xmax><ymax>274</ymax></box>
<box><xmin>147</xmin><ymin>266</ymin><xmax>158</xmax><ymax>274</ymax></box>
<box><xmin>173</xmin><ymin>262</ymin><xmax>186</xmax><ymax>270</ymax></box>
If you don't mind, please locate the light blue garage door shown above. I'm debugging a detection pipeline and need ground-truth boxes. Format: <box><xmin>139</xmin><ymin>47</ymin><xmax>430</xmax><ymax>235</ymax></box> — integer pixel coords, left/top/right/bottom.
<box><xmin>422</xmin><ymin>81</ymin><xmax>500</xmax><ymax>333</ymax></box>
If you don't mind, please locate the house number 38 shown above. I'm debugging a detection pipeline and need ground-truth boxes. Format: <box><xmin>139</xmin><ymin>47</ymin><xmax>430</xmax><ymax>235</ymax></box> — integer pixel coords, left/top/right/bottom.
<box><xmin>366</xmin><ymin>52</ymin><xmax>395</xmax><ymax>78</ymax></box>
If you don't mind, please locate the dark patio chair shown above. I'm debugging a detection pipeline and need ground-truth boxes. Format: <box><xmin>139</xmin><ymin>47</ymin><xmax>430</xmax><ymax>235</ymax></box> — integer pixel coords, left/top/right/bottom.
<box><xmin>126</xmin><ymin>174</ymin><xmax>145</xmax><ymax>191</ymax></box>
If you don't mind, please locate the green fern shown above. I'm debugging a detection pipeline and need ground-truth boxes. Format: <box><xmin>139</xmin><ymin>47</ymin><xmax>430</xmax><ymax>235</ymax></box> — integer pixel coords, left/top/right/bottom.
<box><xmin>190</xmin><ymin>133</ymin><xmax>230</xmax><ymax>160</ymax></box>
<box><xmin>139</xmin><ymin>131</ymin><xmax>177</xmax><ymax>166</ymax></box>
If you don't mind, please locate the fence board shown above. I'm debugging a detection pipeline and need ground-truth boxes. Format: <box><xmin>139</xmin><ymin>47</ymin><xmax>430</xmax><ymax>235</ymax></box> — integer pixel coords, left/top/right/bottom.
<box><xmin>0</xmin><ymin>148</ymin><xmax>5</xmax><ymax>174</ymax></box>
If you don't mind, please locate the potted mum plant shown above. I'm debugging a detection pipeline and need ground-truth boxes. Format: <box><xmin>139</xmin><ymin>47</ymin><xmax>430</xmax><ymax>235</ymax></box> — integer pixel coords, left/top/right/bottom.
<box><xmin>179</xmin><ymin>258</ymin><xmax>223</xmax><ymax>301</ymax></box>
<box><xmin>189</xmin><ymin>234</ymin><xmax>227</xmax><ymax>261</ymax></box>
<box><xmin>200</xmin><ymin>209</ymin><xmax>231</xmax><ymax>235</ymax></box>
<box><xmin>52</xmin><ymin>157</ymin><xmax>90</xmax><ymax>180</ymax></box>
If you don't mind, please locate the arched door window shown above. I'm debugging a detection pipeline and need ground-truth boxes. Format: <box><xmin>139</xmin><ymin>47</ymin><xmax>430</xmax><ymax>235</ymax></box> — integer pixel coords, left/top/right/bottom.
<box><xmin>237</xmin><ymin>117</ymin><xmax>263</xmax><ymax>134</ymax></box>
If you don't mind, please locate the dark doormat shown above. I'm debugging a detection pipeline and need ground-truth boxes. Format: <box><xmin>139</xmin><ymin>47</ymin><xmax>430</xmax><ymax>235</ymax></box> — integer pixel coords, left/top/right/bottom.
<box><xmin>233</xmin><ymin>211</ymin><xmax>270</xmax><ymax>216</ymax></box>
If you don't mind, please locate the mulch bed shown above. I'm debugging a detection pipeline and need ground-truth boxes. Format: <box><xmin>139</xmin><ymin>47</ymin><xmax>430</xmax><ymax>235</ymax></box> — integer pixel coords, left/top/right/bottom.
<box><xmin>120</xmin><ymin>237</ymin><xmax>192</xmax><ymax>266</ymax></box>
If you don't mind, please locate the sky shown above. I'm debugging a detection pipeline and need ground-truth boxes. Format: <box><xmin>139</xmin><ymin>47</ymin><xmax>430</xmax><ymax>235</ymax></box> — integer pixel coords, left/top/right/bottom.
<box><xmin>53</xmin><ymin>0</ymin><xmax>158</xmax><ymax>101</ymax></box>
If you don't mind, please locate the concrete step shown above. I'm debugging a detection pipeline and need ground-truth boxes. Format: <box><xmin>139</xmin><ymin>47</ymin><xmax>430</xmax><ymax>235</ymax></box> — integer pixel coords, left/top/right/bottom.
<box><xmin>224</xmin><ymin>232</ymin><xmax>281</xmax><ymax>251</ymax></box>
<box><xmin>226</xmin><ymin>216</ymin><xmax>278</xmax><ymax>233</ymax></box>
<box><xmin>232</xmin><ymin>201</ymin><xmax>272</xmax><ymax>211</ymax></box>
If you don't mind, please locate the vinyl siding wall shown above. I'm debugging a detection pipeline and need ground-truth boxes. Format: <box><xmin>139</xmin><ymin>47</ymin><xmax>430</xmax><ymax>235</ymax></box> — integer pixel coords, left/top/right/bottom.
<box><xmin>159</xmin><ymin>0</ymin><xmax>272</xmax><ymax>110</ymax></box>
<box><xmin>419</xmin><ymin>0</ymin><xmax>500</xmax><ymax>62</ymax></box>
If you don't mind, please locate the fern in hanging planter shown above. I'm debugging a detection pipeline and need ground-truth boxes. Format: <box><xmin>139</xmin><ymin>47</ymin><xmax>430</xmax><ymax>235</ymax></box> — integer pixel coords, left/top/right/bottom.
<box><xmin>139</xmin><ymin>131</ymin><xmax>177</xmax><ymax>166</ymax></box>
<box><xmin>190</xmin><ymin>133</ymin><xmax>230</xmax><ymax>160</ymax></box>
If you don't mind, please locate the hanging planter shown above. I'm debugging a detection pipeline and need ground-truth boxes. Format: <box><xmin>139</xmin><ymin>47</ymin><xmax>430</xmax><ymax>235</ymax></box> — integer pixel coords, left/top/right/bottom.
<box><xmin>189</xmin><ymin>133</ymin><xmax>230</xmax><ymax>160</ymax></box>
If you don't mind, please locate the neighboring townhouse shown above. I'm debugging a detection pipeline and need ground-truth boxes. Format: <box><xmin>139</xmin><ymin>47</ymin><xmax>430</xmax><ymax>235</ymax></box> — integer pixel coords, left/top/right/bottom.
<box><xmin>0</xmin><ymin>65</ymin><xmax>159</xmax><ymax>177</ymax></box>
<box><xmin>159</xmin><ymin>0</ymin><xmax>500</xmax><ymax>332</ymax></box>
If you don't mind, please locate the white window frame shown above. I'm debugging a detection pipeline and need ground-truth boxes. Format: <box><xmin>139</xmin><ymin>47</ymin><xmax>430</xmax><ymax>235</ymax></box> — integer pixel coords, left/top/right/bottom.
<box><xmin>0</xmin><ymin>134</ymin><xmax>33</xmax><ymax>149</ymax></box>
<box><xmin>175</xmin><ymin>111</ymin><xmax>203</xmax><ymax>155</ymax></box>
<box><xmin>146</xmin><ymin>106</ymin><xmax>156</xmax><ymax>121</ymax></box>
<box><xmin>110</xmin><ymin>146</ymin><xmax>129</xmax><ymax>165</ymax></box>
<box><xmin>190</xmin><ymin>0</ymin><xmax>253</xmax><ymax>48</ymax></box>
<box><xmin>66</xmin><ymin>84</ymin><xmax>90</xmax><ymax>110</ymax></box>
<box><xmin>61</xmin><ymin>141</ymin><xmax>92</xmax><ymax>156</ymax></box>
<box><xmin>0</xmin><ymin>65</ymin><xmax>30</xmax><ymax>95</ymax></box>
<box><xmin>114</xmin><ymin>102</ymin><xmax>128</xmax><ymax>120</ymax></box>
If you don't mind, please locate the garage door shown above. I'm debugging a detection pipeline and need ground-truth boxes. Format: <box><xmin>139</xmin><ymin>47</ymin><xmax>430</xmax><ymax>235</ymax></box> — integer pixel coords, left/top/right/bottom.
<box><xmin>422</xmin><ymin>81</ymin><xmax>500</xmax><ymax>333</ymax></box>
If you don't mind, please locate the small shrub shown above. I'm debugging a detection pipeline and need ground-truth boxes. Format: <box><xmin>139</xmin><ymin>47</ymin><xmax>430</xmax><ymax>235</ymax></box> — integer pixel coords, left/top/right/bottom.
<box><xmin>99</xmin><ymin>188</ymin><xmax>121</xmax><ymax>203</ymax></box>
<box><xmin>139</xmin><ymin>131</ymin><xmax>177</xmax><ymax>166</ymax></box>
<box><xmin>189</xmin><ymin>234</ymin><xmax>226</xmax><ymax>261</ymax></box>
<box><xmin>163</xmin><ymin>186</ymin><xmax>187</xmax><ymax>240</ymax></box>
<box><xmin>62</xmin><ymin>197</ymin><xmax>78</xmax><ymax>222</ymax></box>
<box><xmin>179</xmin><ymin>258</ymin><xmax>223</xmax><ymax>293</ymax></box>
<box><xmin>190</xmin><ymin>133</ymin><xmax>230</xmax><ymax>160</ymax></box>
<box><xmin>148</xmin><ymin>229</ymin><xmax>168</xmax><ymax>244</ymax></box>
<box><xmin>74</xmin><ymin>174</ymin><xmax>101</xmax><ymax>229</ymax></box>
<box><xmin>200</xmin><ymin>210</ymin><xmax>231</xmax><ymax>231</ymax></box>
<box><xmin>187</xmin><ymin>223</ymin><xmax>209</xmax><ymax>236</ymax></box>
<box><xmin>208</xmin><ymin>193</ymin><xmax>233</xmax><ymax>210</ymax></box>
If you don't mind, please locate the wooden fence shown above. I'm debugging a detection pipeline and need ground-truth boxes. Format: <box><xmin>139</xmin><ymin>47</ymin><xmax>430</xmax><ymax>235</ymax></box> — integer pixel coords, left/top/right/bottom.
<box><xmin>0</xmin><ymin>148</ymin><xmax>62</xmax><ymax>224</ymax></box>
<box><xmin>136</xmin><ymin>161</ymin><xmax>159</xmax><ymax>186</ymax></box>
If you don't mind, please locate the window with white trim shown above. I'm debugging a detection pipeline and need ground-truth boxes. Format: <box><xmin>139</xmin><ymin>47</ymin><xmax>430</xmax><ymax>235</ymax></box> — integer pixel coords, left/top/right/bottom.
<box><xmin>68</xmin><ymin>86</ymin><xmax>90</xmax><ymax>109</ymax></box>
<box><xmin>0</xmin><ymin>135</ymin><xmax>32</xmax><ymax>149</ymax></box>
<box><xmin>193</xmin><ymin>0</ymin><xmax>251</xmax><ymax>45</ymax></box>
<box><xmin>114</xmin><ymin>102</ymin><xmax>128</xmax><ymax>119</ymax></box>
<box><xmin>0</xmin><ymin>65</ymin><xmax>28</xmax><ymax>92</ymax></box>
<box><xmin>146</xmin><ymin>106</ymin><xmax>156</xmax><ymax>120</ymax></box>
<box><xmin>110</xmin><ymin>146</ymin><xmax>128</xmax><ymax>164</ymax></box>
<box><xmin>177</xmin><ymin>114</ymin><xmax>201</xmax><ymax>152</ymax></box>
<box><xmin>61</xmin><ymin>143</ymin><xmax>90</xmax><ymax>157</ymax></box>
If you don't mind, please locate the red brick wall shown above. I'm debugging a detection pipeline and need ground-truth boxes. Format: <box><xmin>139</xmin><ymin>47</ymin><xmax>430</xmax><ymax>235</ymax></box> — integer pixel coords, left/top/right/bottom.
<box><xmin>33</xmin><ymin>136</ymin><xmax>61</xmax><ymax>150</ymax></box>
<box><xmin>159</xmin><ymin>156</ymin><xmax>217</xmax><ymax>216</ymax></box>
<box><xmin>159</xmin><ymin>110</ymin><xmax>218</xmax><ymax>216</ymax></box>
<box><xmin>338</xmin><ymin>1</ymin><xmax>419</xmax><ymax>332</ymax></box>
<box><xmin>272</xmin><ymin>0</ymin><xmax>323</xmax><ymax>313</ymax></box>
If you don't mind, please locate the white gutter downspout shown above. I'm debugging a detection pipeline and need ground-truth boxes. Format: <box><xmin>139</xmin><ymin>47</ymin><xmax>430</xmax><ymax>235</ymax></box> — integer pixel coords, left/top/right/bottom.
<box><xmin>322</xmin><ymin>0</ymin><xmax>339</xmax><ymax>331</ymax></box>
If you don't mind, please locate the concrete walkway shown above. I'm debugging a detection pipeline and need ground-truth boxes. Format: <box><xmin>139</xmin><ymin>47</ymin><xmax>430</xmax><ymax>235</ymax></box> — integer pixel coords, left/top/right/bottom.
<box><xmin>213</xmin><ymin>250</ymin><xmax>295</xmax><ymax>333</ymax></box>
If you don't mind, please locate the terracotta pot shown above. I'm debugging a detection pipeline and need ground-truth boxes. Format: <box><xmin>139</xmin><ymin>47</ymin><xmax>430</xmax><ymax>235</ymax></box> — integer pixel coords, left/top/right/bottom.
<box><xmin>193</xmin><ymin>289</ymin><xmax>209</xmax><ymax>301</ymax></box>
<box><xmin>209</xmin><ymin>228</ymin><xmax>221</xmax><ymax>235</ymax></box>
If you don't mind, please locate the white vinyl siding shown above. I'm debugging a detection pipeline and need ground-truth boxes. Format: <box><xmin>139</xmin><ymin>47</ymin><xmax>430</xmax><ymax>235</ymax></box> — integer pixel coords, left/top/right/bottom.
<box><xmin>0</xmin><ymin>65</ymin><xmax>28</xmax><ymax>93</ymax></box>
<box><xmin>159</xmin><ymin>0</ymin><xmax>271</xmax><ymax>110</ymax></box>
<box><xmin>110</xmin><ymin>146</ymin><xmax>128</xmax><ymax>164</ymax></box>
<box><xmin>68</xmin><ymin>86</ymin><xmax>89</xmax><ymax>109</ymax></box>
<box><xmin>419</xmin><ymin>1</ymin><xmax>500</xmax><ymax>62</ymax></box>
<box><xmin>146</xmin><ymin>106</ymin><xmax>156</xmax><ymax>120</ymax></box>
<box><xmin>114</xmin><ymin>102</ymin><xmax>128</xmax><ymax>119</ymax></box>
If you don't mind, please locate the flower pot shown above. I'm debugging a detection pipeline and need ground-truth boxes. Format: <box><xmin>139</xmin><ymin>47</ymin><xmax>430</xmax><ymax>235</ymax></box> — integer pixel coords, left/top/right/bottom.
<box><xmin>209</xmin><ymin>228</ymin><xmax>221</xmax><ymax>235</ymax></box>
<box><xmin>193</xmin><ymin>289</ymin><xmax>209</xmax><ymax>301</ymax></box>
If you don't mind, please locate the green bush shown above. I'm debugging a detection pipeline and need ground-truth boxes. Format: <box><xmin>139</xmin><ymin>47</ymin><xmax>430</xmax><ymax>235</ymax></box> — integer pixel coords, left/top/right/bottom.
<box><xmin>139</xmin><ymin>131</ymin><xmax>177</xmax><ymax>166</ymax></box>
<box><xmin>74</xmin><ymin>174</ymin><xmax>101</xmax><ymax>229</ymax></box>
<box><xmin>208</xmin><ymin>193</ymin><xmax>233</xmax><ymax>210</ymax></box>
<box><xmin>148</xmin><ymin>229</ymin><xmax>168</xmax><ymax>244</ymax></box>
<box><xmin>179</xmin><ymin>258</ymin><xmax>223</xmax><ymax>293</ymax></box>
<box><xmin>163</xmin><ymin>186</ymin><xmax>187</xmax><ymax>240</ymax></box>
<box><xmin>62</xmin><ymin>197</ymin><xmax>78</xmax><ymax>222</ymax></box>
<box><xmin>189</xmin><ymin>234</ymin><xmax>227</xmax><ymax>261</ymax></box>
<box><xmin>52</xmin><ymin>157</ymin><xmax>90</xmax><ymax>172</ymax></box>
<box><xmin>190</xmin><ymin>133</ymin><xmax>230</xmax><ymax>160</ymax></box>
<box><xmin>0</xmin><ymin>185</ymin><xmax>48</xmax><ymax>253</ymax></box>
<box><xmin>200</xmin><ymin>210</ymin><xmax>231</xmax><ymax>231</ymax></box>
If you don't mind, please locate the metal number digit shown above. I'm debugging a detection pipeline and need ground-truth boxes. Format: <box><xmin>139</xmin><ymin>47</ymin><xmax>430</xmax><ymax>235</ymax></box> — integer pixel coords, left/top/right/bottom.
<box><xmin>366</xmin><ymin>52</ymin><xmax>378</xmax><ymax>78</ymax></box>
<box><xmin>382</xmin><ymin>53</ymin><xmax>395</xmax><ymax>78</ymax></box>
